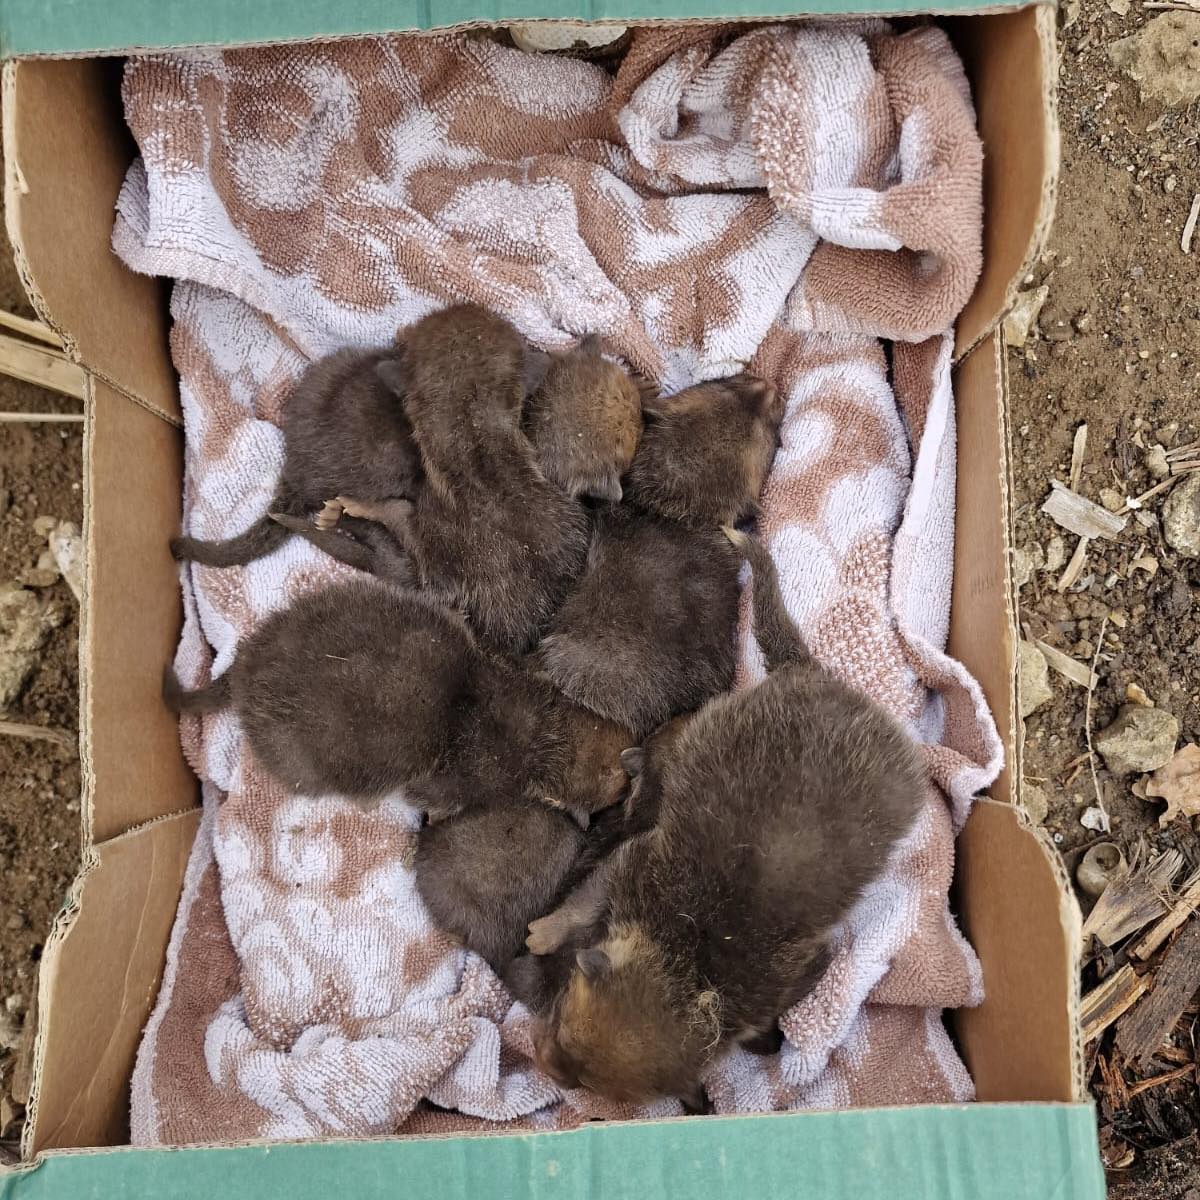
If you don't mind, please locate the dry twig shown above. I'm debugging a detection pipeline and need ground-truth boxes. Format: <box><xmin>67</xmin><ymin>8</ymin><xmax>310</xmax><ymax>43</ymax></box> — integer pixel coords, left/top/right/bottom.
<box><xmin>1085</xmin><ymin>615</ymin><xmax>1110</xmax><ymax>832</ymax></box>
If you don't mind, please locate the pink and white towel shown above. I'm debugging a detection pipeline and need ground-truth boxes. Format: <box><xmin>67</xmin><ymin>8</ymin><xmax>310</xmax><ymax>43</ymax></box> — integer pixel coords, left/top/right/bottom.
<box><xmin>112</xmin><ymin>20</ymin><xmax>1000</xmax><ymax>1143</ymax></box>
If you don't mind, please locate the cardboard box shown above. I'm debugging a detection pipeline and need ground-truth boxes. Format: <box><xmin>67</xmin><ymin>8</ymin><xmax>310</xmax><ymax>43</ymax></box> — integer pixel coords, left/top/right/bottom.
<box><xmin>0</xmin><ymin>3</ymin><xmax>1105</xmax><ymax>1195</ymax></box>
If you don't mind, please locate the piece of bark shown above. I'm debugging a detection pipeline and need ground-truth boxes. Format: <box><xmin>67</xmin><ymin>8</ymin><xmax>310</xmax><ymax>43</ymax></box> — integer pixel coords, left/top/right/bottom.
<box><xmin>1082</xmin><ymin>965</ymin><xmax>1151</xmax><ymax>1044</ymax></box>
<box><xmin>1042</xmin><ymin>482</ymin><xmax>1128</xmax><ymax>540</ymax></box>
<box><xmin>1083</xmin><ymin>849</ymin><xmax>1182</xmax><ymax>948</ymax></box>
<box><xmin>0</xmin><ymin>331</ymin><xmax>85</xmax><ymax>399</ymax></box>
<box><xmin>1116</xmin><ymin>917</ymin><xmax>1200</xmax><ymax>1069</ymax></box>
<box><xmin>1055</xmin><ymin>535</ymin><xmax>1090</xmax><ymax>592</ymax></box>
<box><xmin>1069</xmin><ymin>424</ymin><xmax>1089</xmax><ymax>492</ymax></box>
<box><xmin>1132</xmin><ymin>870</ymin><xmax>1200</xmax><ymax>960</ymax></box>
<box><xmin>1034</xmin><ymin>638</ymin><xmax>1099</xmax><ymax>688</ymax></box>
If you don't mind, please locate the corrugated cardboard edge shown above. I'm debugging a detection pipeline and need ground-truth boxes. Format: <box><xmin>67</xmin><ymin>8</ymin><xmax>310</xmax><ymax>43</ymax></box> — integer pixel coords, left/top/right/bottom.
<box><xmin>949</xmin><ymin>333</ymin><xmax>1084</xmax><ymax>1105</ymax></box>
<box><xmin>952</xmin><ymin>3</ymin><xmax>1059</xmax><ymax>365</ymax></box>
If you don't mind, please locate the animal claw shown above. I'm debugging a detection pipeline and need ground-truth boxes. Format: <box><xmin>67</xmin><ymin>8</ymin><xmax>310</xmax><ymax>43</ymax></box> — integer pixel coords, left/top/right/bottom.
<box><xmin>313</xmin><ymin>498</ymin><xmax>344</xmax><ymax>531</ymax></box>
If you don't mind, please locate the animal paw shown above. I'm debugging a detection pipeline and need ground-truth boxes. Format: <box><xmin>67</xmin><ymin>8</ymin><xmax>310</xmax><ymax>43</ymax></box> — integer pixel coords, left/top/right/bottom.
<box><xmin>526</xmin><ymin>915</ymin><xmax>565</xmax><ymax>956</ymax></box>
<box><xmin>313</xmin><ymin>498</ymin><xmax>345</xmax><ymax>531</ymax></box>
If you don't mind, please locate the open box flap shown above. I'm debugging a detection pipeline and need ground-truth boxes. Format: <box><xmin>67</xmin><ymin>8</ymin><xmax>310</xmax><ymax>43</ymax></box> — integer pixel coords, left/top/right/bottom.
<box><xmin>21</xmin><ymin>809</ymin><xmax>200</xmax><ymax>1155</ymax></box>
<box><xmin>3</xmin><ymin>1103</ymin><xmax>1104</xmax><ymax>1200</ymax></box>
<box><xmin>949</xmin><ymin>4</ymin><xmax>1058</xmax><ymax>359</ymax></box>
<box><xmin>2</xmin><ymin>59</ymin><xmax>179</xmax><ymax>423</ymax></box>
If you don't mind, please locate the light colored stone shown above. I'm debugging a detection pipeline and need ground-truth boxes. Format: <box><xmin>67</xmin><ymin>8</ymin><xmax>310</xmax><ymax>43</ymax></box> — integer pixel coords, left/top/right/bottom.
<box><xmin>1146</xmin><ymin>443</ymin><xmax>1170</xmax><ymax>480</ymax></box>
<box><xmin>1018</xmin><ymin>641</ymin><xmax>1054</xmax><ymax>718</ymax></box>
<box><xmin>1109</xmin><ymin>14</ymin><xmax>1200</xmax><ymax>107</ymax></box>
<box><xmin>1021</xmin><ymin>783</ymin><xmax>1049</xmax><ymax>826</ymax></box>
<box><xmin>1099</xmin><ymin>488</ymin><xmax>1125</xmax><ymax>513</ymax></box>
<box><xmin>1095</xmin><ymin>705</ymin><xmax>1180</xmax><ymax>775</ymax></box>
<box><xmin>0</xmin><ymin>585</ymin><xmax>53</xmax><ymax>709</ymax></box>
<box><xmin>1163</xmin><ymin>472</ymin><xmax>1200</xmax><ymax>559</ymax></box>
<box><xmin>1126</xmin><ymin>683</ymin><xmax>1154</xmax><ymax>707</ymax></box>
<box><xmin>1012</xmin><ymin>547</ymin><xmax>1036</xmax><ymax>589</ymax></box>
<box><xmin>1002</xmin><ymin>286</ymin><xmax>1049</xmax><ymax>348</ymax></box>
<box><xmin>0</xmin><ymin>1011</ymin><xmax>19</xmax><ymax>1052</ymax></box>
<box><xmin>48</xmin><ymin>521</ymin><xmax>84</xmax><ymax>604</ymax></box>
<box><xmin>1044</xmin><ymin>535</ymin><xmax>1066</xmax><ymax>574</ymax></box>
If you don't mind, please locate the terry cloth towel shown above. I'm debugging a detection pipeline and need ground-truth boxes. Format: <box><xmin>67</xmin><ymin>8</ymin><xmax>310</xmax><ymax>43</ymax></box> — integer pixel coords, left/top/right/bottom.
<box><xmin>114</xmin><ymin>21</ymin><xmax>1001</xmax><ymax>1144</ymax></box>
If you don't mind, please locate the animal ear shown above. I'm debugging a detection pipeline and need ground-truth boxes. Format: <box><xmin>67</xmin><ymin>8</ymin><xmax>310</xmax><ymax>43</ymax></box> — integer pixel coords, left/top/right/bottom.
<box><xmin>375</xmin><ymin>359</ymin><xmax>407</xmax><ymax>397</ymax></box>
<box><xmin>620</xmin><ymin>747</ymin><xmax>645</xmax><ymax>777</ymax></box>
<box><xmin>523</xmin><ymin>349</ymin><xmax>553</xmax><ymax>398</ymax></box>
<box><xmin>577</xmin><ymin>332</ymin><xmax>604</xmax><ymax>356</ymax></box>
<box><xmin>576</xmin><ymin>948</ymin><xmax>612</xmax><ymax>982</ymax></box>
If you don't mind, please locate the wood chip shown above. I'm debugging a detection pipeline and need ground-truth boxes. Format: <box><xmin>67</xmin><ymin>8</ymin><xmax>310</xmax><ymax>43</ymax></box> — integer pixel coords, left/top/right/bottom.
<box><xmin>1082</xmin><ymin>965</ymin><xmax>1151</xmax><ymax>1044</ymax></box>
<box><xmin>0</xmin><ymin>720</ymin><xmax>75</xmax><ymax>748</ymax></box>
<box><xmin>1042</xmin><ymin>482</ymin><xmax>1128</xmax><ymax>540</ymax></box>
<box><xmin>1132</xmin><ymin>871</ymin><xmax>1200</xmax><ymax>960</ymax></box>
<box><xmin>1083</xmin><ymin>849</ymin><xmax>1183</xmax><ymax>948</ymax></box>
<box><xmin>1126</xmin><ymin>1064</ymin><xmax>1196</xmax><ymax>1098</ymax></box>
<box><xmin>1070</xmin><ymin>423</ymin><xmax>1089</xmax><ymax>492</ymax></box>
<box><xmin>1034</xmin><ymin>638</ymin><xmax>1099</xmax><ymax>688</ymax></box>
<box><xmin>1116</xmin><ymin>917</ymin><xmax>1200</xmax><ymax>1068</ymax></box>
<box><xmin>0</xmin><ymin>309</ymin><xmax>62</xmax><ymax>347</ymax></box>
<box><xmin>0</xmin><ymin>411</ymin><xmax>84</xmax><ymax>423</ymax></box>
<box><xmin>0</xmin><ymin>331</ymin><xmax>85</xmax><ymax>399</ymax></box>
<box><xmin>1056</xmin><ymin>535</ymin><xmax>1090</xmax><ymax>593</ymax></box>
<box><xmin>1183</xmin><ymin>193</ymin><xmax>1200</xmax><ymax>256</ymax></box>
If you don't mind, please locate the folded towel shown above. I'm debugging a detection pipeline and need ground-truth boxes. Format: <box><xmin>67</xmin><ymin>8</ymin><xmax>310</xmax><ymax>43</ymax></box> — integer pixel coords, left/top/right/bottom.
<box><xmin>116</xmin><ymin>21</ymin><xmax>999</xmax><ymax>1144</ymax></box>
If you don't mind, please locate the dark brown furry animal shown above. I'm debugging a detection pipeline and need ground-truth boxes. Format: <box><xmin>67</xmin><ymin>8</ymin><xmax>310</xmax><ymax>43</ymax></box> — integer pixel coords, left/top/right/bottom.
<box><xmin>164</xmin><ymin>577</ymin><xmax>632</xmax><ymax>821</ymax></box>
<box><xmin>415</xmin><ymin>798</ymin><xmax>586</xmax><ymax>971</ymax></box>
<box><xmin>527</xmin><ymin>528</ymin><xmax>925</xmax><ymax>1107</ymax></box>
<box><xmin>537</xmin><ymin>374</ymin><xmax>782</xmax><ymax>736</ymax></box>
<box><xmin>625</xmin><ymin>373</ymin><xmax>784</xmax><ymax>528</ymax></box>
<box><xmin>344</xmin><ymin>305</ymin><xmax>590</xmax><ymax>653</ymax></box>
<box><xmin>522</xmin><ymin>335</ymin><xmax>646</xmax><ymax>503</ymax></box>
<box><xmin>170</xmin><ymin>347</ymin><xmax>423</xmax><ymax>574</ymax></box>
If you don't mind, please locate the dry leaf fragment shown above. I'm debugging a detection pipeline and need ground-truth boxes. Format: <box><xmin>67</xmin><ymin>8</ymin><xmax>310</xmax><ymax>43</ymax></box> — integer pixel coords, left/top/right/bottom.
<box><xmin>1146</xmin><ymin>743</ymin><xmax>1200</xmax><ymax>827</ymax></box>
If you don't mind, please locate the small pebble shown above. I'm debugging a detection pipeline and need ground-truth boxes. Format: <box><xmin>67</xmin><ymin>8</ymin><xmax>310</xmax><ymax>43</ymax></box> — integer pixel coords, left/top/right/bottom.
<box><xmin>1099</xmin><ymin>488</ymin><xmax>1125</xmax><ymax>512</ymax></box>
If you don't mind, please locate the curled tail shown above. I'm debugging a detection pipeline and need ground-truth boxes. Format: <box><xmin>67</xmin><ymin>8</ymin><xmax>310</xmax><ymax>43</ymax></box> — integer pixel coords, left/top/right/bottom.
<box><xmin>162</xmin><ymin>667</ymin><xmax>232</xmax><ymax>714</ymax></box>
<box><xmin>722</xmin><ymin>526</ymin><xmax>811</xmax><ymax>673</ymax></box>
<box><xmin>170</xmin><ymin>516</ymin><xmax>289</xmax><ymax>568</ymax></box>
<box><xmin>170</xmin><ymin>488</ymin><xmax>302</xmax><ymax>568</ymax></box>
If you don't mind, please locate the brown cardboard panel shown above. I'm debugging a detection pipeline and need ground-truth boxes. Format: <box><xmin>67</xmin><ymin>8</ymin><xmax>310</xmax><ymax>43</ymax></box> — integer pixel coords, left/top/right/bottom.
<box><xmin>949</xmin><ymin>4</ymin><xmax>1058</xmax><ymax>357</ymax></box>
<box><xmin>948</xmin><ymin>332</ymin><xmax>1015</xmax><ymax>805</ymax></box>
<box><xmin>26</xmin><ymin>809</ymin><xmax>200</xmax><ymax>1154</ymax></box>
<box><xmin>956</xmin><ymin>798</ymin><xmax>1082</xmax><ymax>1103</ymax></box>
<box><xmin>2</xmin><ymin>58</ymin><xmax>179</xmax><ymax>423</ymax></box>
<box><xmin>86</xmin><ymin>379</ymin><xmax>196</xmax><ymax>843</ymax></box>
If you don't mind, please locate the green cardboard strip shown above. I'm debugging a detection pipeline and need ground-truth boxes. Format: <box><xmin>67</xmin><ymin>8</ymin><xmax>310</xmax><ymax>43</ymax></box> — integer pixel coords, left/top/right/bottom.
<box><xmin>0</xmin><ymin>1104</ymin><xmax>1104</xmax><ymax>1200</ymax></box>
<box><xmin>0</xmin><ymin>0</ymin><xmax>1028</xmax><ymax>57</ymax></box>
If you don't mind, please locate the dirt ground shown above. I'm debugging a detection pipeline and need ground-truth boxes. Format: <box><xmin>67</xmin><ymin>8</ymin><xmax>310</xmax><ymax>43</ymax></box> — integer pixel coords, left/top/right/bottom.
<box><xmin>0</xmin><ymin>209</ymin><xmax>83</xmax><ymax>1152</ymax></box>
<box><xmin>0</xmin><ymin>2</ymin><xmax>1197</xmax><ymax>1188</ymax></box>
<box><xmin>1009</xmin><ymin>2</ymin><xmax>1200</xmax><ymax>1196</ymax></box>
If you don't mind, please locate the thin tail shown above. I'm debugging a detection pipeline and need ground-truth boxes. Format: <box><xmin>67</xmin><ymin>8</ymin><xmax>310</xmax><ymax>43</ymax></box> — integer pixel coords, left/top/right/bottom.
<box><xmin>170</xmin><ymin>488</ymin><xmax>302</xmax><ymax>568</ymax></box>
<box><xmin>171</xmin><ymin>515</ymin><xmax>290</xmax><ymax>568</ymax></box>
<box><xmin>722</xmin><ymin>526</ymin><xmax>811</xmax><ymax>673</ymax></box>
<box><xmin>162</xmin><ymin>667</ymin><xmax>232</xmax><ymax>714</ymax></box>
